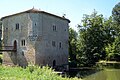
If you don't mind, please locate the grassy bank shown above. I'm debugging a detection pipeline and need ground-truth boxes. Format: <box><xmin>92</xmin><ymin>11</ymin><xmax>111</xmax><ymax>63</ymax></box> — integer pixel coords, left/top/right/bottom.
<box><xmin>0</xmin><ymin>65</ymin><xmax>80</xmax><ymax>80</ymax></box>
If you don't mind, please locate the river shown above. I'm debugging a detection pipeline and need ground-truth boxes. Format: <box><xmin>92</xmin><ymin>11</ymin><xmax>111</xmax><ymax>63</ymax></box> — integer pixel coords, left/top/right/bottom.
<box><xmin>81</xmin><ymin>69</ymin><xmax>120</xmax><ymax>80</ymax></box>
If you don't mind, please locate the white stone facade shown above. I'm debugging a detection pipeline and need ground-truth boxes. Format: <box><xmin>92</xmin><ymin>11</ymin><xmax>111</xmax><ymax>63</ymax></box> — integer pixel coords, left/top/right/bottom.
<box><xmin>1</xmin><ymin>9</ymin><xmax>70</xmax><ymax>68</ymax></box>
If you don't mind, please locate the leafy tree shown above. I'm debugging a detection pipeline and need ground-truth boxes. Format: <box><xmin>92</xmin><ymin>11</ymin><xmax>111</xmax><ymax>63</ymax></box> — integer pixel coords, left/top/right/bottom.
<box><xmin>68</xmin><ymin>2</ymin><xmax>120</xmax><ymax>66</ymax></box>
<box><xmin>69</xmin><ymin>28</ymin><xmax>78</xmax><ymax>67</ymax></box>
<box><xmin>77</xmin><ymin>10</ymin><xmax>114</xmax><ymax>66</ymax></box>
<box><xmin>112</xmin><ymin>2</ymin><xmax>120</xmax><ymax>36</ymax></box>
<box><xmin>105</xmin><ymin>37</ymin><xmax>120</xmax><ymax>61</ymax></box>
<box><xmin>0</xmin><ymin>21</ymin><xmax>2</xmax><ymax>50</ymax></box>
<box><xmin>105</xmin><ymin>2</ymin><xmax>120</xmax><ymax>61</ymax></box>
<box><xmin>112</xmin><ymin>2</ymin><xmax>120</xmax><ymax>23</ymax></box>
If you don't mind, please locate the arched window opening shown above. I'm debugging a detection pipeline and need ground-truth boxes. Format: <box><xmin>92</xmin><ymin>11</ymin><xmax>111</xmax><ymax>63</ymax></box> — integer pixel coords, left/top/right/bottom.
<box><xmin>53</xmin><ymin>60</ymin><xmax>56</xmax><ymax>68</ymax></box>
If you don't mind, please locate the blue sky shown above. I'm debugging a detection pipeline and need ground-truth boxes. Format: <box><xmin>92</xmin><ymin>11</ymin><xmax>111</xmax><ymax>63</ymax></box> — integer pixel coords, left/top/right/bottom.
<box><xmin>0</xmin><ymin>0</ymin><xmax>120</xmax><ymax>30</ymax></box>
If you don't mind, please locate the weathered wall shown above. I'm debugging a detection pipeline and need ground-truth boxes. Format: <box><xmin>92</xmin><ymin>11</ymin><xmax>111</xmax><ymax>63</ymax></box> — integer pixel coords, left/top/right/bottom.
<box><xmin>35</xmin><ymin>13</ymin><xmax>69</xmax><ymax>67</ymax></box>
<box><xmin>28</xmin><ymin>13</ymin><xmax>43</xmax><ymax>65</ymax></box>
<box><xmin>2</xmin><ymin>13</ymin><xmax>35</xmax><ymax>66</ymax></box>
<box><xmin>2</xmin><ymin>11</ymin><xmax>69</xmax><ymax>68</ymax></box>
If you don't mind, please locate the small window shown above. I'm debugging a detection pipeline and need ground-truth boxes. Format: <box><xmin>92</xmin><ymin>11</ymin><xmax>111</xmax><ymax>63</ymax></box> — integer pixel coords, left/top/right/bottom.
<box><xmin>59</xmin><ymin>42</ymin><xmax>62</xmax><ymax>48</ymax></box>
<box><xmin>5</xmin><ymin>28</ymin><xmax>8</xmax><ymax>31</ymax></box>
<box><xmin>53</xmin><ymin>25</ymin><xmax>56</xmax><ymax>31</ymax></box>
<box><xmin>22</xmin><ymin>51</ymin><xmax>24</xmax><ymax>56</ymax></box>
<box><xmin>35</xmin><ymin>23</ymin><xmax>37</xmax><ymax>26</ymax></box>
<box><xmin>16</xmin><ymin>23</ymin><xmax>19</xmax><ymax>30</ymax></box>
<box><xmin>21</xmin><ymin>39</ymin><xmax>25</xmax><ymax>46</ymax></box>
<box><xmin>6</xmin><ymin>28</ymin><xmax>8</xmax><ymax>30</ymax></box>
<box><xmin>52</xmin><ymin>41</ymin><xmax>56</xmax><ymax>47</ymax></box>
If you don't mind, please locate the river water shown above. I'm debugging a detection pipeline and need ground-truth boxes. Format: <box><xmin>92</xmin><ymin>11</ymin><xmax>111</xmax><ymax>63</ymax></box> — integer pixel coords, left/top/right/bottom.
<box><xmin>82</xmin><ymin>69</ymin><xmax>120</xmax><ymax>80</ymax></box>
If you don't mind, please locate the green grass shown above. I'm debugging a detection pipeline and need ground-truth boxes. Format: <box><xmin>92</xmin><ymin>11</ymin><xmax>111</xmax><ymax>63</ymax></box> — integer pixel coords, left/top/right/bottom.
<box><xmin>0</xmin><ymin>65</ymin><xmax>80</xmax><ymax>80</ymax></box>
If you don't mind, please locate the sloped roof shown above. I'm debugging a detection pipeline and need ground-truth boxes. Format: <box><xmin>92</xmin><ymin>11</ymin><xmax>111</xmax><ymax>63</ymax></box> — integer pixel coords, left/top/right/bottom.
<box><xmin>1</xmin><ymin>8</ymin><xmax>70</xmax><ymax>23</ymax></box>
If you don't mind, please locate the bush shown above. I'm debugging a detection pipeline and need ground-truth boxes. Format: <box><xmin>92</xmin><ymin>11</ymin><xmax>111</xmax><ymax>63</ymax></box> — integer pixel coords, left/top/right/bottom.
<box><xmin>0</xmin><ymin>65</ymin><xmax>80</xmax><ymax>80</ymax></box>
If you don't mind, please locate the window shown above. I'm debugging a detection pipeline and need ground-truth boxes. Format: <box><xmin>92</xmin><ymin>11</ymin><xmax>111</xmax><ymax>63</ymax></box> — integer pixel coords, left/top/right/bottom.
<box><xmin>5</xmin><ymin>28</ymin><xmax>8</xmax><ymax>31</ymax></box>
<box><xmin>16</xmin><ymin>23</ymin><xmax>19</xmax><ymax>30</ymax></box>
<box><xmin>21</xmin><ymin>51</ymin><xmax>24</xmax><ymax>56</ymax></box>
<box><xmin>53</xmin><ymin>25</ymin><xmax>56</xmax><ymax>31</ymax></box>
<box><xmin>35</xmin><ymin>23</ymin><xmax>37</xmax><ymax>26</ymax></box>
<box><xmin>52</xmin><ymin>41</ymin><xmax>56</xmax><ymax>47</ymax></box>
<box><xmin>6</xmin><ymin>28</ymin><xmax>8</xmax><ymax>30</ymax></box>
<box><xmin>65</xmin><ymin>29</ymin><xmax>66</xmax><ymax>31</ymax></box>
<box><xmin>59</xmin><ymin>42</ymin><xmax>62</xmax><ymax>48</ymax></box>
<box><xmin>21</xmin><ymin>39</ymin><xmax>25</xmax><ymax>46</ymax></box>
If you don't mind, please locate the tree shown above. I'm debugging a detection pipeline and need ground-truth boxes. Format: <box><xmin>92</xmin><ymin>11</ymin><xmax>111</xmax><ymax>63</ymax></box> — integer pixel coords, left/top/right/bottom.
<box><xmin>69</xmin><ymin>28</ymin><xmax>78</xmax><ymax>67</ymax></box>
<box><xmin>105</xmin><ymin>37</ymin><xmax>120</xmax><ymax>61</ymax></box>
<box><xmin>77</xmin><ymin>10</ymin><xmax>115</xmax><ymax>66</ymax></box>
<box><xmin>0</xmin><ymin>21</ymin><xmax>2</xmax><ymax>50</ymax></box>
<box><xmin>112</xmin><ymin>2</ymin><xmax>120</xmax><ymax>37</ymax></box>
<box><xmin>105</xmin><ymin>2</ymin><xmax>120</xmax><ymax>61</ymax></box>
<box><xmin>112</xmin><ymin>2</ymin><xmax>120</xmax><ymax>23</ymax></box>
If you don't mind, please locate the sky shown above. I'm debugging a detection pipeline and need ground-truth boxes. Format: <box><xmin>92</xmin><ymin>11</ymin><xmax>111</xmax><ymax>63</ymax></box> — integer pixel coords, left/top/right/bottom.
<box><xmin>0</xmin><ymin>0</ymin><xmax>120</xmax><ymax>30</ymax></box>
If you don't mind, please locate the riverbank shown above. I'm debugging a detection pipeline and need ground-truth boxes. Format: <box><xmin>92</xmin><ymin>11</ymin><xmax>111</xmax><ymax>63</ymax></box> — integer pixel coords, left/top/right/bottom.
<box><xmin>68</xmin><ymin>67</ymin><xmax>120</xmax><ymax>80</ymax></box>
<box><xmin>68</xmin><ymin>61</ymin><xmax>120</xmax><ymax>80</ymax></box>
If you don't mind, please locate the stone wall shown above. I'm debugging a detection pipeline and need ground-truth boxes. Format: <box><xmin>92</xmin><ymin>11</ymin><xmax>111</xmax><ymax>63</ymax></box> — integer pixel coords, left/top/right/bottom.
<box><xmin>35</xmin><ymin>13</ymin><xmax>69</xmax><ymax>67</ymax></box>
<box><xmin>2</xmin><ymin>11</ymin><xmax>69</xmax><ymax>68</ymax></box>
<box><xmin>2</xmin><ymin>13</ymin><xmax>35</xmax><ymax>66</ymax></box>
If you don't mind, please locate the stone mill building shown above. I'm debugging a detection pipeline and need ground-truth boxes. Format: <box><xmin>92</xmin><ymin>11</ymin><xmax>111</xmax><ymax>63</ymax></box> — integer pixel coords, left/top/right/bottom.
<box><xmin>0</xmin><ymin>8</ymin><xmax>70</xmax><ymax>68</ymax></box>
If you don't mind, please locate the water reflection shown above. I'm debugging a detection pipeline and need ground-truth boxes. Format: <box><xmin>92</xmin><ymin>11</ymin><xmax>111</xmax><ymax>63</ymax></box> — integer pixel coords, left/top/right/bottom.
<box><xmin>79</xmin><ymin>69</ymin><xmax>120</xmax><ymax>80</ymax></box>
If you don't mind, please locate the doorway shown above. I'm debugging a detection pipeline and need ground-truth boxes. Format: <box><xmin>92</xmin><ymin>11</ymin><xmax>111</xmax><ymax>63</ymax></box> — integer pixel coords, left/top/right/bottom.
<box><xmin>53</xmin><ymin>60</ymin><xmax>56</xmax><ymax>68</ymax></box>
<box><xmin>14</xmin><ymin>40</ymin><xmax>17</xmax><ymax>50</ymax></box>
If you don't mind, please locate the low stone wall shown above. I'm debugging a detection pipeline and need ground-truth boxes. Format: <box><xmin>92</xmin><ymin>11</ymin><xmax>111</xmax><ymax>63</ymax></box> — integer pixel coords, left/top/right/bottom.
<box><xmin>96</xmin><ymin>61</ymin><xmax>120</xmax><ymax>69</ymax></box>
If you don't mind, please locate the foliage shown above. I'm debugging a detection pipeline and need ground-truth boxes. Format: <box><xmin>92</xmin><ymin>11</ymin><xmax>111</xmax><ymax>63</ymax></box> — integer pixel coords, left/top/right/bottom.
<box><xmin>68</xmin><ymin>8</ymin><xmax>120</xmax><ymax>67</ymax></box>
<box><xmin>69</xmin><ymin>28</ymin><xmax>78</xmax><ymax>67</ymax></box>
<box><xmin>105</xmin><ymin>37</ymin><xmax>120</xmax><ymax>61</ymax></box>
<box><xmin>76</xmin><ymin>10</ymin><xmax>115</xmax><ymax>67</ymax></box>
<box><xmin>105</xmin><ymin>2</ymin><xmax>120</xmax><ymax>61</ymax></box>
<box><xmin>0</xmin><ymin>65</ymin><xmax>80</xmax><ymax>80</ymax></box>
<box><xmin>112</xmin><ymin>2</ymin><xmax>120</xmax><ymax>23</ymax></box>
<box><xmin>67</xmin><ymin>2</ymin><xmax>120</xmax><ymax>67</ymax></box>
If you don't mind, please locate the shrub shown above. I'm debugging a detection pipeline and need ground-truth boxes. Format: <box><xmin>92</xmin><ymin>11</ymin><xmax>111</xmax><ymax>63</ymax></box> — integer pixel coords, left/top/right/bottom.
<box><xmin>0</xmin><ymin>65</ymin><xmax>80</xmax><ymax>80</ymax></box>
